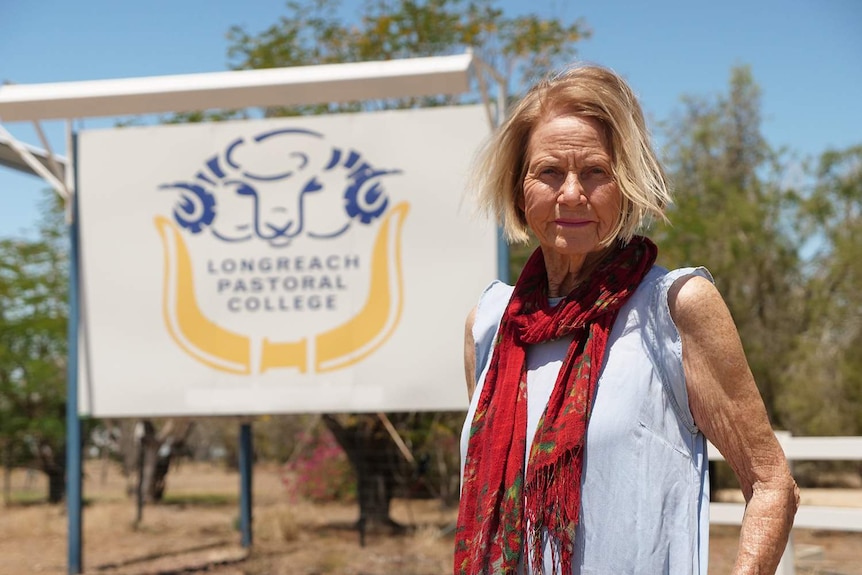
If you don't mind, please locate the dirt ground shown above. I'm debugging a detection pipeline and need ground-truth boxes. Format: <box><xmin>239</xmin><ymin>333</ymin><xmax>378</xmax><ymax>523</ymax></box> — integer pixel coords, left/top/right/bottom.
<box><xmin>1</xmin><ymin>461</ymin><xmax>860</xmax><ymax>575</ymax></box>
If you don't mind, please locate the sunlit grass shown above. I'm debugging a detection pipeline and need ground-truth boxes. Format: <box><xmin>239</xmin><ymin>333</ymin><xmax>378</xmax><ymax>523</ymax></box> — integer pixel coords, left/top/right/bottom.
<box><xmin>5</xmin><ymin>489</ymin><xmax>45</xmax><ymax>505</ymax></box>
<box><xmin>160</xmin><ymin>492</ymin><xmax>237</xmax><ymax>506</ymax></box>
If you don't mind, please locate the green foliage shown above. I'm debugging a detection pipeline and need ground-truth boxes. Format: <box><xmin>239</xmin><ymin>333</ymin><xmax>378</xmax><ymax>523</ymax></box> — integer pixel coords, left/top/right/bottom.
<box><xmin>777</xmin><ymin>146</ymin><xmax>862</xmax><ymax>435</ymax></box>
<box><xmin>0</xmin><ymin>191</ymin><xmax>69</xmax><ymax>494</ymax></box>
<box><xmin>225</xmin><ymin>0</ymin><xmax>589</xmax><ymax>116</ymax></box>
<box><xmin>656</xmin><ymin>66</ymin><xmax>804</xmax><ymax>423</ymax></box>
<box><xmin>657</xmin><ymin>68</ymin><xmax>862</xmax><ymax>437</ymax></box>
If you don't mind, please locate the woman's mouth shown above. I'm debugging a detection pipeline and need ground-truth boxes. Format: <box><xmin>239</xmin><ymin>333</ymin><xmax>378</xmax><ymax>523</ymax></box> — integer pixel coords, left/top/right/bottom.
<box><xmin>555</xmin><ymin>219</ymin><xmax>592</xmax><ymax>228</ymax></box>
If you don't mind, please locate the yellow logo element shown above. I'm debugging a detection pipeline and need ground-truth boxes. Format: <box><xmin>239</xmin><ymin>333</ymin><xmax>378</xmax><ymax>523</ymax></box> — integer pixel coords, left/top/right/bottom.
<box><xmin>154</xmin><ymin>202</ymin><xmax>409</xmax><ymax>375</ymax></box>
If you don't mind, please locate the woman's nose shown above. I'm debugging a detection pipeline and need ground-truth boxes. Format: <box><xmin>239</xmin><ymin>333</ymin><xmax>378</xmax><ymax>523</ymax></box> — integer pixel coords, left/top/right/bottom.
<box><xmin>558</xmin><ymin>173</ymin><xmax>587</xmax><ymax>204</ymax></box>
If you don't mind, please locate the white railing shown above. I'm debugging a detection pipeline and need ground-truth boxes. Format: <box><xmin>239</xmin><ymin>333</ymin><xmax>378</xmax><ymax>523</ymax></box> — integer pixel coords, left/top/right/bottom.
<box><xmin>708</xmin><ymin>433</ymin><xmax>862</xmax><ymax>574</ymax></box>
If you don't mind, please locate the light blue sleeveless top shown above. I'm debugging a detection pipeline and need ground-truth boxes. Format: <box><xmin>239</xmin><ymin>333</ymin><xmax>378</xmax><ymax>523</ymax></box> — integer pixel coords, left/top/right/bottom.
<box><xmin>459</xmin><ymin>265</ymin><xmax>713</xmax><ymax>574</ymax></box>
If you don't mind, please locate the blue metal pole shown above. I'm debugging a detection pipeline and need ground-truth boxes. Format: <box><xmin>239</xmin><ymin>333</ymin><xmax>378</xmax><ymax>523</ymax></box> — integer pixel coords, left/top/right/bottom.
<box><xmin>239</xmin><ymin>423</ymin><xmax>253</xmax><ymax>547</ymax></box>
<box><xmin>496</xmin><ymin>225</ymin><xmax>509</xmax><ymax>283</ymax></box>
<box><xmin>490</xmin><ymin>82</ymin><xmax>509</xmax><ymax>286</ymax></box>
<box><xmin>66</xmin><ymin>140</ymin><xmax>83</xmax><ymax>574</ymax></box>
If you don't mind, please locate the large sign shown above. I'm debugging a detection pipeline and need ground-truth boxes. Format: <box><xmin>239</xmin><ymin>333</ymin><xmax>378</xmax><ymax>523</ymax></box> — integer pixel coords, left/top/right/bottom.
<box><xmin>77</xmin><ymin>105</ymin><xmax>495</xmax><ymax>417</ymax></box>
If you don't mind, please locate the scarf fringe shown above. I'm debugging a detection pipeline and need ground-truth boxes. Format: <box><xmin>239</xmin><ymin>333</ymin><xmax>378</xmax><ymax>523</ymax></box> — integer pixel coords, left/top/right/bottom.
<box><xmin>525</xmin><ymin>450</ymin><xmax>581</xmax><ymax>575</ymax></box>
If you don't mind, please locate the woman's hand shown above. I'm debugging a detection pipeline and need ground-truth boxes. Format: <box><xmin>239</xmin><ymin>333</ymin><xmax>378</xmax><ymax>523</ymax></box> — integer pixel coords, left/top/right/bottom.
<box><xmin>670</xmin><ymin>275</ymin><xmax>799</xmax><ymax>574</ymax></box>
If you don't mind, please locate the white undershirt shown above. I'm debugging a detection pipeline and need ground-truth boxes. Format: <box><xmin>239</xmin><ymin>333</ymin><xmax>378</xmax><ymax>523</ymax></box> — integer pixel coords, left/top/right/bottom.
<box><xmin>523</xmin><ymin>297</ymin><xmax>573</xmax><ymax>468</ymax></box>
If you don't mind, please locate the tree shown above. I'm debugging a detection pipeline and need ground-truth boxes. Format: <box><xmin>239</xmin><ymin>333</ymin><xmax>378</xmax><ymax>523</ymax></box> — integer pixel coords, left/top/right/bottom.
<box><xmin>136</xmin><ymin>419</ymin><xmax>195</xmax><ymax>503</ymax></box>
<box><xmin>778</xmin><ymin>145</ymin><xmax>862</xmax><ymax>436</ymax></box>
<box><xmin>322</xmin><ymin>414</ymin><xmax>405</xmax><ymax>537</ymax></box>
<box><xmin>0</xmin><ymin>191</ymin><xmax>70</xmax><ymax>503</ymax></box>
<box><xmin>0</xmin><ymin>194</ymin><xmax>191</xmax><ymax>507</ymax></box>
<box><xmin>655</xmin><ymin>66</ymin><xmax>805</xmax><ymax>426</ymax></box>
<box><xmin>226</xmin><ymin>0</ymin><xmax>589</xmax><ymax>116</ymax></box>
<box><xmin>224</xmin><ymin>0</ymin><xmax>590</xmax><ymax>531</ymax></box>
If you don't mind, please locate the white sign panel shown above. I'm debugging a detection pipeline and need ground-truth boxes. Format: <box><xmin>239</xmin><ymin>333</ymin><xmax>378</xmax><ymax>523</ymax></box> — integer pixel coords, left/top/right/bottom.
<box><xmin>77</xmin><ymin>105</ymin><xmax>496</xmax><ymax>417</ymax></box>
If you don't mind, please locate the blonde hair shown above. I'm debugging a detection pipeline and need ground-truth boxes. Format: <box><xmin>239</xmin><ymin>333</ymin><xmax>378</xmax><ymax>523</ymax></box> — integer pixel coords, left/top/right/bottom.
<box><xmin>474</xmin><ymin>64</ymin><xmax>671</xmax><ymax>245</ymax></box>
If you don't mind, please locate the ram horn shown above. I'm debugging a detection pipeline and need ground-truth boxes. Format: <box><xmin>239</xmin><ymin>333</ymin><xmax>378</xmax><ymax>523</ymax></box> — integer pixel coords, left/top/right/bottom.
<box><xmin>155</xmin><ymin>216</ymin><xmax>252</xmax><ymax>374</ymax></box>
<box><xmin>314</xmin><ymin>202</ymin><xmax>409</xmax><ymax>373</ymax></box>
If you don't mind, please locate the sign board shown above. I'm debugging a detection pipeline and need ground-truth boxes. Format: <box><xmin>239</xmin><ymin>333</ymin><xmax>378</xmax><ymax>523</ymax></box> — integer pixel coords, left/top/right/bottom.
<box><xmin>76</xmin><ymin>105</ymin><xmax>496</xmax><ymax>417</ymax></box>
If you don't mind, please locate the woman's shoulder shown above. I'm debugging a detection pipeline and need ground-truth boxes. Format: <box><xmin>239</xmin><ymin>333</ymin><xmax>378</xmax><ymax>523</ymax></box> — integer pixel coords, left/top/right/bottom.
<box><xmin>470</xmin><ymin>280</ymin><xmax>514</xmax><ymax>383</ymax></box>
<box><xmin>638</xmin><ymin>264</ymin><xmax>714</xmax><ymax>295</ymax></box>
<box><xmin>474</xmin><ymin>280</ymin><xmax>514</xmax><ymax>321</ymax></box>
<box><xmin>625</xmin><ymin>264</ymin><xmax>714</xmax><ymax>317</ymax></box>
<box><xmin>471</xmin><ymin>280</ymin><xmax>514</xmax><ymax>340</ymax></box>
<box><xmin>626</xmin><ymin>264</ymin><xmax>715</xmax><ymax>336</ymax></box>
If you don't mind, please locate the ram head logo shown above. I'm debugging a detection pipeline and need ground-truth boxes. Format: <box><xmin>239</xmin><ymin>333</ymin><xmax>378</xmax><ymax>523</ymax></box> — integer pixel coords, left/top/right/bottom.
<box><xmin>153</xmin><ymin>128</ymin><xmax>409</xmax><ymax>375</ymax></box>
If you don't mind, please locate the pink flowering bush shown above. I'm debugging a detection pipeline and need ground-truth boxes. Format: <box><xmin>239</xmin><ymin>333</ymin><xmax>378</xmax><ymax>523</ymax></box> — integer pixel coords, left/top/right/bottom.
<box><xmin>282</xmin><ymin>428</ymin><xmax>356</xmax><ymax>503</ymax></box>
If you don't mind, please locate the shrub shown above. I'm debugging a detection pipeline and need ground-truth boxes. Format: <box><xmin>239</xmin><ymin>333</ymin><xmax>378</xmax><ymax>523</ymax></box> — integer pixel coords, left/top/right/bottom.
<box><xmin>282</xmin><ymin>428</ymin><xmax>355</xmax><ymax>503</ymax></box>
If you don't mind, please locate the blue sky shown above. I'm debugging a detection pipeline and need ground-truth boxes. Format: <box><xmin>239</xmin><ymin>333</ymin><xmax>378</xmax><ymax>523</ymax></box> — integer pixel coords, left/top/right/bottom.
<box><xmin>1</xmin><ymin>0</ymin><xmax>860</xmax><ymax>238</ymax></box>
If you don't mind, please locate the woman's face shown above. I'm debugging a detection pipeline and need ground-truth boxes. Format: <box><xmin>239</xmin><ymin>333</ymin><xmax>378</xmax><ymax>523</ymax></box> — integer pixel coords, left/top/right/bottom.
<box><xmin>521</xmin><ymin>112</ymin><xmax>622</xmax><ymax>259</ymax></box>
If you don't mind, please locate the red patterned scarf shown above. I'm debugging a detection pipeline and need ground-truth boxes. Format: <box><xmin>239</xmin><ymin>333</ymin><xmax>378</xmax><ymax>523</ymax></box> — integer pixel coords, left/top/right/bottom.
<box><xmin>455</xmin><ymin>237</ymin><xmax>657</xmax><ymax>575</ymax></box>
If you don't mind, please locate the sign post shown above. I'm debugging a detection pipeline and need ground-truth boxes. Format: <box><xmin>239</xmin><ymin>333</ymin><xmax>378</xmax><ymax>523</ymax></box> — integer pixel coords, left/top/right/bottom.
<box><xmin>66</xmin><ymin>181</ymin><xmax>83</xmax><ymax>573</ymax></box>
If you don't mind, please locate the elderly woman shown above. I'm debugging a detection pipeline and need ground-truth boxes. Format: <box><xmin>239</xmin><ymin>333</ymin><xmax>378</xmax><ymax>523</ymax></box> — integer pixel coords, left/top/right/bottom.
<box><xmin>456</xmin><ymin>65</ymin><xmax>799</xmax><ymax>575</ymax></box>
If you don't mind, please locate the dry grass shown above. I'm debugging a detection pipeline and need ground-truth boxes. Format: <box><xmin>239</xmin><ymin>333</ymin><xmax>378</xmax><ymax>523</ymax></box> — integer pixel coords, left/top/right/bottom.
<box><xmin>1</xmin><ymin>462</ymin><xmax>861</xmax><ymax>574</ymax></box>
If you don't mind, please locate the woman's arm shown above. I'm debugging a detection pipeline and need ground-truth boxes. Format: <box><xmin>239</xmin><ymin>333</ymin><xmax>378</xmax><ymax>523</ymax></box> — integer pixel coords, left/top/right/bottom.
<box><xmin>464</xmin><ymin>306</ymin><xmax>477</xmax><ymax>401</ymax></box>
<box><xmin>669</xmin><ymin>275</ymin><xmax>799</xmax><ymax>575</ymax></box>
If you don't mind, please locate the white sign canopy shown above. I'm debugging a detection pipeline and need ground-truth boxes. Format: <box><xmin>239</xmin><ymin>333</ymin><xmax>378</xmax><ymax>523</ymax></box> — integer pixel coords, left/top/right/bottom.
<box><xmin>0</xmin><ymin>54</ymin><xmax>474</xmax><ymax>122</ymax></box>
